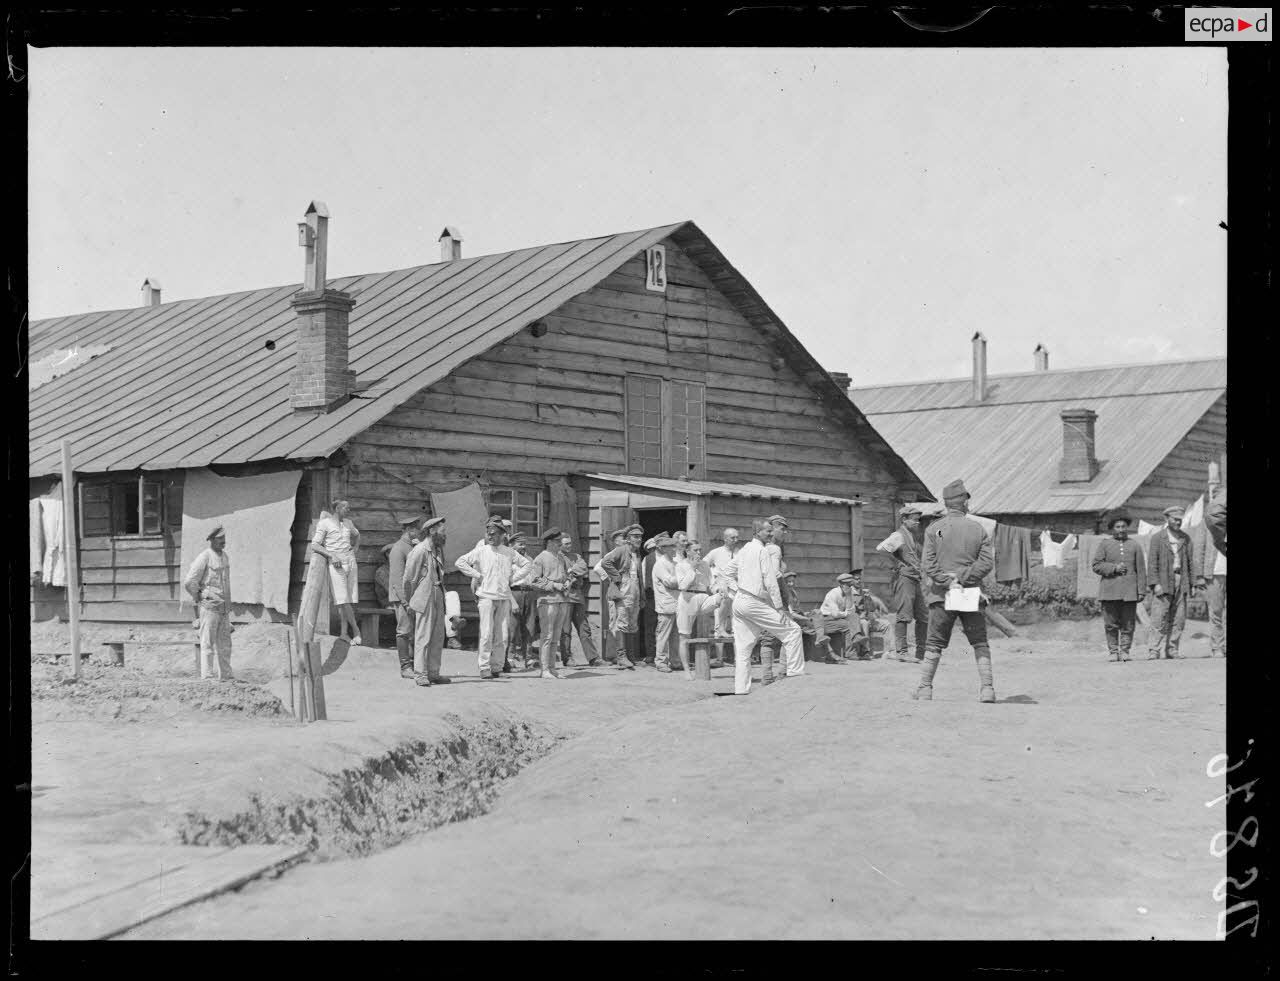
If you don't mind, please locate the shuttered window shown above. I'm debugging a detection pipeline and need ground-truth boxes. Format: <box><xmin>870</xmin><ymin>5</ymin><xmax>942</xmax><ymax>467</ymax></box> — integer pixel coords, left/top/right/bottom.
<box><xmin>79</xmin><ymin>476</ymin><xmax>166</xmax><ymax>538</ymax></box>
<box><xmin>625</xmin><ymin>374</ymin><xmax>706</xmax><ymax>479</ymax></box>
<box><xmin>625</xmin><ymin>374</ymin><xmax>665</xmax><ymax>477</ymax></box>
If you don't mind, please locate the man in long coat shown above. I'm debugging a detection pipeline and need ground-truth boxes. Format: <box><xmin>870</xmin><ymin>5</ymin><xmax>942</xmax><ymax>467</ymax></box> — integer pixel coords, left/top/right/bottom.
<box><xmin>403</xmin><ymin>516</ymin><xmax>451</xmax><ymax>686</ymax></box>
<box><xmin>1147</xmin><ymin>505</ymin><xmax>1193</xmax><ymax>660</ymax></box>
<box><xmin>600</xmin><ymin>524</ymin><xmax>645</xmax><ymax>669</ymax></box>
<box><xmin>1091</xmin><ymin>510</ymin><xmax>1147</xmax><ymax>662</ymax></box>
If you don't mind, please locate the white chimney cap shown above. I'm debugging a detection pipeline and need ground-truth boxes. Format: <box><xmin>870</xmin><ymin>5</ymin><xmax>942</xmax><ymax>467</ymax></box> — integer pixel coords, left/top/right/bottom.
<box><xmin>438</xmin><ymin>226</ymin><xmax>463</xmax><ymax>241</ymax></box>
<box><xmin>141</xmin><ymin>277</ymin><xmax>161</xmax><ymax>289</ymax></box>
<box><xmin>305</xmin><ymin>200</ymin><xmax>330</xmax><ymax>218</ymax></box>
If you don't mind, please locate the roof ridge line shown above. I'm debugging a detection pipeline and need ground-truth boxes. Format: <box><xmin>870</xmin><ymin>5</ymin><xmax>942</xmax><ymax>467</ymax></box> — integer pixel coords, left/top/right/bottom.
<box><xmin>860</xmin><ymin>386</ymin><xmax>1227</xmax><ymax>415</ymax></box>
<box><xmin>850</xmin><ymin>354</ymin><xmax>1226</xmax><ymax>393</ymax></box>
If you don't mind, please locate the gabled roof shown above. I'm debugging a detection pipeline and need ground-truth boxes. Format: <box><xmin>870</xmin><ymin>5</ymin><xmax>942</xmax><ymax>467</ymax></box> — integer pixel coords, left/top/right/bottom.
<box><xmin>29</xmin><ymin>221</ymin><xmax>924</xmax><ymax>492</ymax></box>
<box><xmin>850</xmin><ymin>358</ymin><xmax>1226</xmax><ymax>514</ymax></box>
<box><xmin>582</xmin><ymin>473</ymin><xmax>860</xmax><ymax>507</ymax></box>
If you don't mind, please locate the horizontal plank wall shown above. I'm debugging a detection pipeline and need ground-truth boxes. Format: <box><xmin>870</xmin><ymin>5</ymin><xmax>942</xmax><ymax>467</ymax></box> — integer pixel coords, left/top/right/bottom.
<box><xmin>1123</xmin><ymin>394</ymin><xmax>1226</xmax><ymax>524</ymax></box>
<box><xmin>346</xmin><ymin>236</ymin><xmax>912</xmax><ymax>610</ymax></box>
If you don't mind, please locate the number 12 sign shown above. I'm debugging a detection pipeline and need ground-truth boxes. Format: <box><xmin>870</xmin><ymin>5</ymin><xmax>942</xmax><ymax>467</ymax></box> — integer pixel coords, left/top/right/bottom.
<box><xmin>645</xmin><ymin>245</ymin><xmax>667</xmax><ymax>292</ymax></box>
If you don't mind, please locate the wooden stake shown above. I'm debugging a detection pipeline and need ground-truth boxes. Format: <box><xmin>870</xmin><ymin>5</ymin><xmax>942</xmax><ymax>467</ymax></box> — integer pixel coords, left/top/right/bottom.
<box><xmin>60</xmin><ymin>440</ymin><xmax>81</xmax><ymax>679</ymax></box>
<box><xmin>308</xmin><ymin>642</ymin><xmax>327</xmax><ymax>721</ymax></box>
<box><xmin>284</xmin><ymin>628</ymin><xmax>296</xmax><ymax>718</ymax></box>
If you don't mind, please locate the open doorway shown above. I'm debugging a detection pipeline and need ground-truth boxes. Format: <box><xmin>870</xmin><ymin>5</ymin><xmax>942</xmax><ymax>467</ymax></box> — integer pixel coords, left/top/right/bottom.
<box><xmin>635</xmin><ymin>507</ymin><xmax>686</xmax><ymax>660</ymax></box>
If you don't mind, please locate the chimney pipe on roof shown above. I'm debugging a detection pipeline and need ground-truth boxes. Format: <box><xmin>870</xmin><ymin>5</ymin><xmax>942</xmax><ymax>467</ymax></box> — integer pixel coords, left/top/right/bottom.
<box><xmin>829</xmin><ymin>370</ymin><xmax>852</xmax><ymax>393</ymax></box>
<box><xmin>971</xmin><ymin>331</ymin><xmax>988</xmax><ymax>401</ymax></box>
<box><xmin>140</xmin><ymin>278</ymin><xmax>162</xmax><ymax>307</ymax></box>
<box><xmin>1034</xmin><ymin>343</ymin><xmax>1049</xmax><ymax>371</ymax></box>
<box><xmin>439</xmin><ymin>226</ymin><xmax>463</xmax><ymax>261</ymax></box>
<box><xmin>1059</xmin><ymin>408</ymin><xmax>1099</xmax><ymax>483</ymax></box>
<box><xmin>290</xmin><ymin>201</ymin><xmax>356</xmax><ymax>412</ymax></box>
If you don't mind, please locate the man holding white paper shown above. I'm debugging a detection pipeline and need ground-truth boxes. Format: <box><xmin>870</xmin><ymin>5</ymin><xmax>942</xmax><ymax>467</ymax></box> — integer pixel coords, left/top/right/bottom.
<box><xmin>915</xmin><ymin>478</ymin><xmax>996</xmax><ymax>703</ymax></box>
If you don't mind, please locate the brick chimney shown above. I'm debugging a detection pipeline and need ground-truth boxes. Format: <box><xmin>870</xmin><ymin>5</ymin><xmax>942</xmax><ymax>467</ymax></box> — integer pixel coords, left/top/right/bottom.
<box><xmin>140</xmin><ymin>278</ymin><xmax>161</xmax><ymax>307</ymax></box>
<box><xmin>1059</xmin><ymin>408</ymin><xmax>1099</xmax><ymax>482</ymax></box>
<box><xmin>829</xmin><ymin>370</ymin><xmax>852</xmax><ymax>393</ymax></box>
<box><xmin>289</xmin><ymin>201</ymin><xmax>356</xmax><ymax>412</ymax></box>
<box><xmin>1034</xmin><ymin>343</ymin><xmax>1049</xmax><ymax>371</ymax></box>
<box><xmin>971</xmin><ymin>331</ymin><xmax>988</xmax><ymax>401</ymax></box>
<box><xmin>439</xmin><ymin>226</ymin><xmax>463</xmax><ymax>261</ymax></box>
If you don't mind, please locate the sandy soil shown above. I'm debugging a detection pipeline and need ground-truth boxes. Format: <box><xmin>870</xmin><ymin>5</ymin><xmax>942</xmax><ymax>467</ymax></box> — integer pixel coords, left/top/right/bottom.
<box><xmin>103</xmin><ymin>618</ymin><xmax>1225</xmax><ymax>941</ymax></box>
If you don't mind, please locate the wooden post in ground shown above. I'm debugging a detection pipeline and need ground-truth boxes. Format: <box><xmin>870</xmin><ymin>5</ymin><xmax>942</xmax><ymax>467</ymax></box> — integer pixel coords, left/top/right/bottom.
<box><xmin>60</xmin><ymin>440</ymin><xmax>81</xmax><ymax>679</ymax></box>
<box><xmin>292</xmin><ymin>625</ymin><xmax>312</xmax><ymax>722</ymax></box>
<box><xmin>307</xmin><ymin>642</ymin><xmax>327</xmax><ymax>720</ymax></box>
<box><xmin>284</xmin><ymin>628</ymin><xmax>296</xmax><ymax>718</ymax></box>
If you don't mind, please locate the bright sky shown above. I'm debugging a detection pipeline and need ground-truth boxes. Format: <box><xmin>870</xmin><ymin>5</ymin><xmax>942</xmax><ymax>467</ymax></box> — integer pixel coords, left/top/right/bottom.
<box><xmin>27</xmin><ymin>47</ymin><xmax>1227</xmax><ymax>386</ymax></box>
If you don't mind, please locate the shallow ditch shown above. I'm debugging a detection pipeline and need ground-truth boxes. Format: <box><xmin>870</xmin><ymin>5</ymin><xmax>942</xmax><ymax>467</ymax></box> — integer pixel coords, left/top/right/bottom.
<box><xmin>175</xmin><ymin>713</ymin><xmax>565</xmax><ymax>860</ymax></box>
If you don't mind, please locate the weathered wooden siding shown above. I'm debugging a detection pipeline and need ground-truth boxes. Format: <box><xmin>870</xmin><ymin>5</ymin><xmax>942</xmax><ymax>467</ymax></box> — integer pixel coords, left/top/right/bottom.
<box><xmin>1123</xmin><ymin>394</ymin><xmax>1226</xmax><ymax>524</ymax></box>
<box><xmin>343</xmin><ymin>236</ymin><xmax>913</xmax><ymax>615</ymax></box>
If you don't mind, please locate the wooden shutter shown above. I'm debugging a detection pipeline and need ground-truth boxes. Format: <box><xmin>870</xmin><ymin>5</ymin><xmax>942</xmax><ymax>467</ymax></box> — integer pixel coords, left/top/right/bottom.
<box><xmin>665</xmin><ymin>381</ymin><xmax>706</xmax><ymax>479</ymax></box>
<box><xmin>81</xmin><ymin>484</ymin><xmax>112</xmax><ymax>538</ymax></box>
<box><xmin>625</xmin><ymin>374</ymin><xmax>664</xmax><ymax>477</ymax></box>
<box><xmin>141</xmin><ymin>480</ymin><xmax>163</xmax><ymax>534</ymax></box>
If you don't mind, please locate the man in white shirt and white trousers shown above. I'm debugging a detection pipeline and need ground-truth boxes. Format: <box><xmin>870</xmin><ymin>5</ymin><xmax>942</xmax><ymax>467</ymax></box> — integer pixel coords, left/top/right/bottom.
<box><xmin>724</xmin><ymin>518</ymin><xmax>805</xmax><ymax>694</ymax></box>
<box><xmin>456</xmin><ymin>518</ymin><xmax>528</xmax><ymax>679</ymax></box>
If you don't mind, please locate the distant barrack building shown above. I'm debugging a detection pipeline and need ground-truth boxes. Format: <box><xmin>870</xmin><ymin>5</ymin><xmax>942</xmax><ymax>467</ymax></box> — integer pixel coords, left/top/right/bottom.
<box><xmin>28</xmin><ymin>214</ymin><xmax>929</xmax><ymax>635</ymax></box>
<box><xmin>848</xmin><ymin>337</ymin><xmax>1226</xmax><ymax>535</ymax></box>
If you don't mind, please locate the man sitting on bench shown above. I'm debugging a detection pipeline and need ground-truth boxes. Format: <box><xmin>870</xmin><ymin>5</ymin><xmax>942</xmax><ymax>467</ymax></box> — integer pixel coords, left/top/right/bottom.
<box><xmin>676</xmin><ymin>538</ymin><xmax>722</xmax><ymax>678</ymax></box>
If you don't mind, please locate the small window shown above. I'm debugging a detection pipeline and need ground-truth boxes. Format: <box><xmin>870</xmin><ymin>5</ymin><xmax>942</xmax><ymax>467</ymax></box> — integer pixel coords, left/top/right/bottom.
<box><xmin>625</xmin><ymin>373</ymin><xmax>706</xmax><ymax>479</ymax></box>
<box><xmin>80</xmin><ymin>476</ymin><xmax>166</xmax><ymax>538</ymax></box>
<box><xmin>489</xmin><ymin>488</ymin><xmax>542</xmax><ymax>540</ymax></box>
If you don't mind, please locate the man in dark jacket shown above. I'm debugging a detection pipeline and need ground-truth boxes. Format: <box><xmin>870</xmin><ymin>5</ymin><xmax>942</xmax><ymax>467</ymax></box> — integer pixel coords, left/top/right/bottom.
<box><xmin>877</xmin><ymin>503</ymin><xmax>929</xmax><ymax>662</ymax></box>
<box><xmin>915</xmin><ymin>478</ymin><xmax>996</xmax><ymax>703</ymax></box>
<box><xmin>1147</xmin><ymin>505</ymin><xmax>1193</xmax><ymax>659</ymax></box>
<box><xmin>387</xmin><ymin>515</ymin><xmax>420</xmax><ymax>679</ymax></box>
<box><xmin>1091</xmin><ymin>510</ymin><xmax>1147</xmax><ymax>663</ymax></box>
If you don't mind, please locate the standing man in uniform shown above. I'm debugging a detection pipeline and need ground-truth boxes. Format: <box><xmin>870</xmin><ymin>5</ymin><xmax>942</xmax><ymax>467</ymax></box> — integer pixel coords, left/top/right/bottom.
<box><xmin>183</xmin><ymin>526</ymin><xmax>234</xmax><ymax>681</ymax></box>
<box><xmin>876</xmin><ymin>504</ymin><xmax>930</xmax><ymax>663</ymax></box>
<box><xmin>725</xmin><ymin>518</ymin><xmax>805</xmax><ymax>694</ymax></box>
<box><xmin>1147</xmin><ymin>505</ymin><xmax>1193</xmax><ymax>660</ymax></box>
<box><xmin>403</xmin><ymin>516</ymin><xmax>452</xmax><ymax>687</ymax></box>
<box><xmin>387</xmin><ymin>514</ymin><xmax>419</xmax><ymax>679</ymax></box>
<box><xmin>650</xmin><ymin>534</ymin><xmax>681</xmax><ymax>674</ymax></box>
<box><xmin>915</xmin><ymin>479</ymin><xmax>996</xmax><ymax>703</ymax></box>
<box><xmin>600</xmin><ymin>524</ymin><xmax>645</xmax><ymax>670</ymax></box>
<box><xmin>703</xmin><ymin>527</ymin><xmax>743</xmax><ymax>641</ymax></box>
<box><xmin>1091</xmin><ymin>510</ymin><xmax>1146</xmax><ymax>663</ymax></box>
<box><xmin>507</xmin><ymin>532</ymin><xmax>537</xmax><ymax>670</ymax></box>
<box><xmin>455</xmin><ymin>517</ymin><xmax>522</xmax><ymax>680</ymax></box>
<box><xmin>593</xmin><ymin>527</ymin><xmax>628</xmax><ymax>665</ymax></box>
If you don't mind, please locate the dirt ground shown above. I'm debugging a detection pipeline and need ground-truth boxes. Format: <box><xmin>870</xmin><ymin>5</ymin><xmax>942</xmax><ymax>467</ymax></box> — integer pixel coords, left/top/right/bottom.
<box><xmin>31</xmin><ymin>614</ymin><xmax>1225</xmax><ymax>941</ymax></box>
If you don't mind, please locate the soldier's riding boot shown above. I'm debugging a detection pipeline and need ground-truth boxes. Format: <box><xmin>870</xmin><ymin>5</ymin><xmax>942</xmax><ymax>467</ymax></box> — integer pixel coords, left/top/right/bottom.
<box><xmin>914</xmin><ymin>621</ymin><xmax>928</xmax><ymax>661</ymax></box>
<box><xmin>1105</xmin><ymin>626</ymin><xmax>1120</xmax><ymax>663</ymax></box>
<box><xmin>975</xmin><ymin>645</ymin><xmax>995</xmax><ymax>703</ymax></box>
<box><xmin>1118</xmin><ymin>628</ymin><xmax>1133</xmax><ymax>662</ymax></box>
<box><xmin>913</xmin><ymin>651</ymin><xmax>940</xmax><ymax>700</ymax></box>
<box><xmin>396</xmin><ymin>636</ymin><xmax>414</xmax><ymax>678</ymax></box>
<box><xmin>894</xmin><ymin>622</ymin><xmax>910</xmax><ymax>661</ymax></box>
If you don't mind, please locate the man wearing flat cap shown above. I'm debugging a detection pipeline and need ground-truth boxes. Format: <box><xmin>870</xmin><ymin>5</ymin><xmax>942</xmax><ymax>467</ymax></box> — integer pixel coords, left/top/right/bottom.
<box><xmin>456</xmin><ymin>518</ymin><xmax>526</xmax><ymax>679</ymax></box>
<box><xmin>724</xmin><ymin>518</ymin><xmax>805</xmax><ymax>693</ymax></box>
<box><xmin>915</xmin><ymin>478</ymin><xmax>997</xmax><ymax>702</ymax></box>
<box><xmin>650</xmin><ymin>534</ymin><xmax>682</xmax><ymax>673</ymax></box>
<box><xmin>403</xmin><ymin>516</ymin><xmax>451</xmax><ymax>686</ymax></box>
<box><xmin>505</xmin><ymin>531</ymin><xmax>537</xmax><ymax>670</ymax></box>
<box><xmin>876</xmin><ymin>504</ymin><xmax>930</xmax><ymax>663</ymax></box>
<box><xmin>183</xmin><ymin>526</ymin><xmax>234</xmax><ymax>681</ymax></box>
<box><xmin>600</xmin><ymin>524</ymin><xmax>646</xmax><ymax>669</ymax></box>
<box><xmin>758</xmin><ymin>515</ymin><xmax>805</xmax><ymax>679</ymax></box>
<box><xmin>1146</xmin><ymin>504</ymin><xmax>1193</xmax><ymax>660</ymax></box>
<box><xmin>528</xmin><ymin>527</ymin><xmax>574</xmax><ymax>679</ymax></box>
<box><xmin>1092</xmin><ymin>510</ymin><xmax>1146</xmax><ymax>663</ymax></box>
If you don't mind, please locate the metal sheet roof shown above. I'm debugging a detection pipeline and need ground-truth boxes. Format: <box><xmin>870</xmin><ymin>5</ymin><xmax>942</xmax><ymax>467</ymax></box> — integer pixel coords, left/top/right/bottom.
<box><xmin>583</xmin><ymin>473</ymin><xmax>860</xmax><ymax>507</ymax></box>
<box><xmin>849</xmin><ymin>359</ymin><xmax>1225</xmax><ymax>514</ymax></box>
<box><xmin>29</xmin><ymin>222</ymin><xmax>926</xmax><ymax>494</ymax></box>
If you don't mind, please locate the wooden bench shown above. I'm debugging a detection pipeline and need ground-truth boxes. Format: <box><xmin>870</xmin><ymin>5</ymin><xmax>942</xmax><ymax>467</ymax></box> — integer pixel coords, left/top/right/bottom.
<box><xmin>357</xmin><ymin>607</ymin><xmax>479</xmax><ymax>648</ymax></box>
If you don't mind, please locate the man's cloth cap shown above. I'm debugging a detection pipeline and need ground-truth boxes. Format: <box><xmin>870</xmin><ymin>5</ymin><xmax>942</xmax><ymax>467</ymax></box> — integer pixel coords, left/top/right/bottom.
<box><xmin>1106</xmin><ymin>509</ymin><xmax>1132</xmax><ymax>529</ymax></box>
<box><xmin>837</xmin><ymin>573</ymin><xmax>855</xmax><ymax>584</ymax></box>
<box><xmin>541</xmin><ymin>526</ymin><xmax>563</xmax><ymax>542</ymax></box>
<box><xmin>1163</xmin><ymin>506</ymin><xmax>1185</xmax><ymax>518</ymax></box>
<box><xmin>652</xmin><ymin>534</ymin><xmax>675</xmax><ymax>548</ymax></box>
<box><xmin>509</xmin><ymin>531</ymin><xmax>527</xmax><ymax>544</ymax></box>
<box><xmin>421</xmin><ymin>516</ymin><xmax>446</xmax><ymax>532</ymax></box>
<box><xmin>900</xmin><ymin>503</ymin><xmax>923</xmax><ymax>516</ymax></box>
<box><xmin>766</xmin><ymin>514</ymin><xmax>788</xmax><ymax>527</ymax></box>
<box><xmin>397</xmin><ymin>514</ymin><xmax>421</xmax><ymax>527</ymax></box>
<box><xmin>942</xmin><ymin>479</ymin><xmax>970</xmax><ymax>504</ymax></box>
<box><xmin>207</xmin><ymin>526</ymin><xmax>225</xmax><ymax>541</ymax></box>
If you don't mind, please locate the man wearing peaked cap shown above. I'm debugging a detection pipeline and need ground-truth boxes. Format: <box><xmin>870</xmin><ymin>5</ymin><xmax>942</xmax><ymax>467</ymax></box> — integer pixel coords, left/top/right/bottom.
<box><xmin>650</xmin><ymin>534</ymin><xmax>681</xmax><ymax>672</ymax></box>
<box><xmin>600</xmin><ymin>523</ymin><xmax>646</xmax><ymax>668</ymax></box>
<box><xmin>183</xmin><ymin>525</ymin><xmax>233</xmax><ymax>681</ymax></box>
<box><xmin>456</xmin><ymin>516</ymin><xmax>527</xmax><ymax>679</ymax></box>
<box><xmin>915</xmin><ymin>476</ymin><xmax>997</xmax><ymax>703</ymax></box>
<box><xmin>725</xmin><ymin>518</ymin><xmax>805</xmax><ymax>694</ymax></box>
<box><xmin>877</xmin><ymin>503</ymin><xmax>929</xmax><ymax>663</ymax></box>
<box><xmin>1147</xmin><ymin>503</ymin><xmax>1193</xmax><ymax>660</ymax></box>
<box><xmin>383</xmin><ymin>515</ymin><xmax>421</xmax><ymax>679</ymax></box>
<box><xmin>506</xmin><ymin>531</ymin><xmax>537</xmax><ymax>671</ymax></box>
